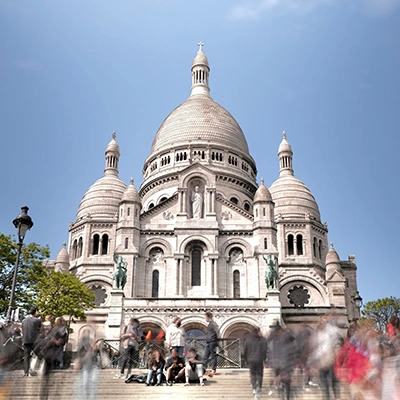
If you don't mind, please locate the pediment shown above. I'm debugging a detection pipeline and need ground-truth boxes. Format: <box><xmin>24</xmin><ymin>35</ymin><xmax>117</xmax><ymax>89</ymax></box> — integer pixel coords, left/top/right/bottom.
<box><xmin>326</xmin><ymin>269</ymin><xmax>346</xmax><ymax>282</ymax></box>
<box><xmin>140</xmin><ymin>193</ymin><xmax>179</xmax><ymax>224</ymax></box>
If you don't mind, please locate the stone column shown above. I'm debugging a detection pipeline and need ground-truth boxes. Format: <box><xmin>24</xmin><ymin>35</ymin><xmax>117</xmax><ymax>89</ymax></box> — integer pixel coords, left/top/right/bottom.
<box><xmin>104</xmin><ymin>289</ymin><xmax>124</xmax><ymax>340</ymax></box>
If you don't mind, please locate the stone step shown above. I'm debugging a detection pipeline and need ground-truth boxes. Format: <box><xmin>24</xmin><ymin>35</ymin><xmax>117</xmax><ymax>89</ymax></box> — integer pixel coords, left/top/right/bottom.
<box><xmin>5</xmin><ymin>368</ymin><xmax>350</xmax><ymax>399</ymax></box>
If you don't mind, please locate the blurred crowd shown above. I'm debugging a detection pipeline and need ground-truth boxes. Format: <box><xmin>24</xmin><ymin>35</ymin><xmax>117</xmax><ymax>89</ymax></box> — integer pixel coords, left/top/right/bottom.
<box><xmin>242</xmin><ymin>314</ymin><xmax>400</xmax><ymax>400</ymax></box>
<box><xmin>1</xmin><ymin>310</ymin><xmax>400</xmax><ymax>400</ymax></box>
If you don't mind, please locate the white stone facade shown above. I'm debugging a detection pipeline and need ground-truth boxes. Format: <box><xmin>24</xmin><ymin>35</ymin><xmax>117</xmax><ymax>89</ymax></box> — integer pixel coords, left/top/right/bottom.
<box><xmin>54</xmin><ymin>46</ymin><xmax>360</xmax><ymax>348</ymax></box>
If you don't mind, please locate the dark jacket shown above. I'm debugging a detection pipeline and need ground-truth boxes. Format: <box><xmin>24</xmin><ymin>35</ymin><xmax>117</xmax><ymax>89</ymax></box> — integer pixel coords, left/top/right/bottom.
<box><xmin>242</xmin><ymin>333</ymin><xmax>268</xmax><ymax>365</ymax></box>
<box><xmin>206</xmin><ymin>321</ymin><xmax>220</xmax><ymax>343</ymax></box>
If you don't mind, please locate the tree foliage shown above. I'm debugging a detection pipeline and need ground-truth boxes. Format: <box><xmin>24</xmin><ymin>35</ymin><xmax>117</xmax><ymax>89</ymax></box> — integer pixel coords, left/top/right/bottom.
<box><xmin>34</xmin><ymin>270</ymin><xmax>95</xmax><ymax>328</ymax></box>
<box><xmin>0</xmin><ymin>233</ymin><xmax>50</xmax><ymax>318</ymax></box>
<box><xmin>361</xmin><ymin>297</ymin><xmax>400</xmax><ymax>332</ymax></box>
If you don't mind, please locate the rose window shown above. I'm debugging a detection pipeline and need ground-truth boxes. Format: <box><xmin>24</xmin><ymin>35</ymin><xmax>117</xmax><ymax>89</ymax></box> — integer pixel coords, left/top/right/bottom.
<box><xmin>288</xmin><ymin>285</ymin><xmax>310</xmax><ymax>307</ymax></box>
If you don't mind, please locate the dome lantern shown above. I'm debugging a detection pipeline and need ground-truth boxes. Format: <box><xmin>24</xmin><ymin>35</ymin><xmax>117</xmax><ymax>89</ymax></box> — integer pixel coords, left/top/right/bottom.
<box><xmin>105</xmin><ymin>131</ymin><xmax>120</xmax><ymax>176</ymax></box>
<box><xmin>278</xmin><ymin>131</ymin><xmax>294</xmax><ymax>177</ymax></box>
<box><xmin>190</xmin><ymin>41</ymin><xmax>210</xmax><ymax>97</ymax></box>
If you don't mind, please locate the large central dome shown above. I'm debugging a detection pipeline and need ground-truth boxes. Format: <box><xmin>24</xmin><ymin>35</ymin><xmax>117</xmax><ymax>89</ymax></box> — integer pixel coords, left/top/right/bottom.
<box><xmin>148</xmin><ymin>45</ymin><xmax>251</xmax><ymax>159</ymax></box>
<box><xmin>150</xmin><ymin>95</ymin><xmax>250</xmax><ymax>155</ymax></box>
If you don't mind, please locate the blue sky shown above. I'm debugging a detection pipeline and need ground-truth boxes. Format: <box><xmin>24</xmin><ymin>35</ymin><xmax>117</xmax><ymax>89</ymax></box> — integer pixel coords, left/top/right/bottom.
<box><xmin>1</xmin><ymin>0</ymin><xmax>399</xmax><ymax>304</ymax></box>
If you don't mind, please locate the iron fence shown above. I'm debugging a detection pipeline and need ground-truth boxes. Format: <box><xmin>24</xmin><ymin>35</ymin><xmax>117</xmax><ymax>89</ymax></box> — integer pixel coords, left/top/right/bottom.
<box><xmin>100</xmin><ymin>339</ymin><xmax>242</xmax><ymax>370</ymax></box>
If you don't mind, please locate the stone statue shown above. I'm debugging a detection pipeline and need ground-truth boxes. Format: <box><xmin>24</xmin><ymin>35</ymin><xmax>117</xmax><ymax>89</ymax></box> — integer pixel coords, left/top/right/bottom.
<box><xmin>263</xmin><ymin>254</ymin><xmax>278</xmax><ymax>290</ymax></box>
<box><xmin>113</xmin><ymin>253</ymin><xmax>127</xmax><ymax>290</ymax></box>
<box><xmin>191</xmin><ymin>186</ymin><xmax>202</xmax><ymax>219</ymax></box>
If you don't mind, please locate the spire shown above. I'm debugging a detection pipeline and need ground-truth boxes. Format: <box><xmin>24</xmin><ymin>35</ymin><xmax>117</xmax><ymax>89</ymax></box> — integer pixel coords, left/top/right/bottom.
<box><xmin>104</xmin><ymin>131</ymin><xmax>121</xmax><ymax>176</ymax></box>
<box><xmin>278</xmin><ymin>131</ymin><xmax>294</xmax><ymax>176</ymax></box>
<box><xmin>190</xmin><ymin>41</ymin><xmax>210</xmax><ymax>97</ymax></box>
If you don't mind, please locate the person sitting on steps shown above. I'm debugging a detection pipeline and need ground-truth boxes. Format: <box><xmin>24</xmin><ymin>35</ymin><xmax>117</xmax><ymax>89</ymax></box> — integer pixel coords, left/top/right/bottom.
<box><xmin>165</xmin><ymin>347</ymin><xmax>185</xmax><ymax>386</ymax></box>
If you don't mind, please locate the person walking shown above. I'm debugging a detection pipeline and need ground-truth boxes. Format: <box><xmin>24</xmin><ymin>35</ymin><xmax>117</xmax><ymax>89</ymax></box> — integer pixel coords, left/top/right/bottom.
<box><xmin>165</xmin><ymin>317</ymin><xmax>185</xmax><ymax>357</ymax></box>
<box><xmin>203</xmin><ymin>311</ymin><xmax>220</xmax><ymax>376</ymax></box>
<box><xmin>118</xmin><ymin>318</ymin><xmax>144</xmax><ymax>379</ymax></box>
<box><xmin>21</xmin><ymin>307</ymin><xmax>42</xmax><ymax>377</ymax></box>
<box><xmin>242</xmin><ymin>326</ymin><xmax>268</xmax><ymax>400</ymax></box>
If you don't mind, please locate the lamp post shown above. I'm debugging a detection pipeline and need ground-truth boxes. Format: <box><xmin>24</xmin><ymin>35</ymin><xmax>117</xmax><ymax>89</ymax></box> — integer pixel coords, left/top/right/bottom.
<box><xmin>353</xmin><ymin>291</ymin><xmax>363</xmax><ymax>321</ymax></box>
<box><xmin>6</xmin><ymin>206</ymin><xmax>34</xmax><ymax>325</ymax></box>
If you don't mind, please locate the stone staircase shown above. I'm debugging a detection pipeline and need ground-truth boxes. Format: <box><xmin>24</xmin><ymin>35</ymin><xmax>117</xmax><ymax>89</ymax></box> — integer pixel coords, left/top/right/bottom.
<box><xmin>4</xmin><ymin>368</ymin><xmax>351</xmax><ymax>399</ymax></box>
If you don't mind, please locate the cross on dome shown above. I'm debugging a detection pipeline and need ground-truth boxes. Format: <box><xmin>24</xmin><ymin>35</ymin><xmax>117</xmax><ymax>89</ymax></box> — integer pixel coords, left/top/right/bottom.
<box><xmin>198</xmin><ymin>41</ymin><xmax>204</xmax><ymax>51</ymax></box>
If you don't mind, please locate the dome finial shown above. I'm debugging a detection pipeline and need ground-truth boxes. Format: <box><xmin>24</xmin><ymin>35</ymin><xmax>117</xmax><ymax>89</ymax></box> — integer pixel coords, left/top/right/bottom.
<box><xmin>198</xmin><ymin>41</ymin><xmax>204</xmax><ymax>51</ymax></box>
<box><xmin>261</xmin><ymin>177</ymin><xmax>265</xmax><ymax>186</ymax></box>
<box><xmin>112</xmin><ymin>131</ymin><xmax>116</xmax><ymax>140</ymax></box>
<box><xmin>282</xmin><ymin>130</ymin><xmax>286</xmax><ymax>139</ymax></box>
<box><xmin>62</xmin><ymin>242</ymin><xmax>66</xmax><ymax>249</ymax></box>
<box><xmin>330</xmin><ymin>242</ymin><xmax>334</xmax><ymax>249</ymax></box>
<box><xmin>130</xmin><ymin>177</ymin><xmax>134</xmax><ymax>185</ymax></box>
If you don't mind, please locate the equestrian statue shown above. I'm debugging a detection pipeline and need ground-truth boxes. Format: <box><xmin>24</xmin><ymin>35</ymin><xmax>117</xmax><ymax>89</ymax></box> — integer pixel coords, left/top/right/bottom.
<box><xmin>263</xmin><ymin>254</ymin><xmax>278</xmax><ymax>291</ymax></box>
<box><xmin>113</xmin><ymin>253</ymin><xmax>127</xmax><ymax>290</ymax></box>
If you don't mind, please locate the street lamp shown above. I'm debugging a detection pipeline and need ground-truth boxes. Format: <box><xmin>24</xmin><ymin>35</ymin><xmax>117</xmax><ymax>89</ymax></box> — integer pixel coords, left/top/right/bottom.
<box><xmin>6</xmin><ymin>206</ymin><xmax>34</xmax><ymax>325</ymax></box>
<box><xmin>353</xmin><ymin>291</ymin><xmax>363</xmax><ymax>321</ymax></box>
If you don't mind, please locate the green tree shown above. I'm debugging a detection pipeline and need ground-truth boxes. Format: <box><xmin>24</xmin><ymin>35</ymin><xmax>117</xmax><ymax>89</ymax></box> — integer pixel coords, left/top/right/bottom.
<box><xmin>35</xmin><ymin>270</ymin><xmax>95</xmax><ymax>330</ymax></box>
<box><xmin>361</xmin><ymin>297</ymin><xmax>400</xmax><ymax>332</ymax></box>
<box><xmin>0</xmin><ymin>233</ymin><xmax>50</xmax><ymax>318</ymax></box>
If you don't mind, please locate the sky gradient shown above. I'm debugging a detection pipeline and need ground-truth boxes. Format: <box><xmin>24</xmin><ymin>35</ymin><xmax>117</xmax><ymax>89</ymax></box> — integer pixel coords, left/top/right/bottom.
<box><xmin>1</xmin><ymin>0</ymin><xmax>399</xmax><ymax>304</ymax></box>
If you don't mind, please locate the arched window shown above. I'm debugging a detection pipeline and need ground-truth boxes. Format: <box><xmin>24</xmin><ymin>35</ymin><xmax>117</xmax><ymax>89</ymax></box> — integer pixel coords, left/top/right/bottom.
<box><xmin>127</xmin><ymin>207</ymin><xmax>130</xmax><ymax>216</ymax></box>
<box><xmin>125</xmin><ymin>237</ymin><xmax>129</xmax><ymax>250</ymax></box>
<box><xmin>72</xmin><ymin>240</ymin><xmax>77</xmax><ymax>259</ymax></box>
<box><xmin>233</xmin><ymin>270</ymin><xmax>240</xmax><ymax>298</ymax></box>
<box><xmin>264</xmin><ymin>238</ymin><xmax>268</xmax><ymax>250</ymax></box>
<box><xmin>318</xmin><ymin>239</ymin><xmax>323</xmax><ymax>259</ymax></box>
<box><xmin>244</xmin><ymin>202</ymin><xmax>250</xmax><ymax>212</ymax></box>
<box><xmin>152</xmin><ymin>270</ymin><xmax>159</xmax><ymax>298</ymax></box>
<box><xmin>255</xmin><ymin>208</ymin><xmax>258</xmax><ymax>217</ymax></box>
<box><xmin>296</xmin><ymin>234</ymin><xmax>303</xmax><ymax>255</ymax></box>
<box><xmin>288</xmin><ymin>234</ymin><xmax>294</xmax><ymax>256</ymax></box>
<box><xmin>313</xmin><ymin>237</ymin><xmax>317</xmax><ymax>257</ymax></box>
<box><xmin>230</xmin><ymin>197</ymin><xmax>238</xmax><ymax>205</ymax></box>
<box><xmin>92</xmin><ymin>234</ymin><xmax>100</xmax><ymax>255</ymax></box>
<box><xmin>148</xmin><ymin>203</ymin><xmax>154</xmax><ymax>210</ymax></box>
<box><xmin>101</xmin><ymin>234</ymin><xmax>108</xmax><ymax>255</ymax></box>
<box><xmin>160</xmin><ymin>197</ymin><xmax>167</xmax><ymax>203</ymax></box>
<box><xmin>263</xmin><ymin>208</ymin><xmax>266</xmax><ymax>217</ymax></box>
<box><xmin>191</xmin><ymin>249</ymin><xmax>201</xmax><ymax>286</ymax></box>
<box><xmin>78</xmin><ymin>237</ymin><xmax>83</xmax><ymax>257</ymax></box>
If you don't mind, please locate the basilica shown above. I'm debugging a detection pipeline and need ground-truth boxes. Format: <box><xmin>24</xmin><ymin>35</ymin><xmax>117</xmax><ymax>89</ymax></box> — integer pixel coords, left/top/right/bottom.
<box><xmin>50</xmin><ymin>45</ymin><xmax>361</xmax><ymax>348</ymax></box>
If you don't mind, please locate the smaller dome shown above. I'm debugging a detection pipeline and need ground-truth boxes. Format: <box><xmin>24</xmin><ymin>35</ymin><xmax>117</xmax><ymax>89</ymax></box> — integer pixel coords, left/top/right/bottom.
<box><xmin>121</xmin><ymin>178</ymin><xmax>141</xmax><ymax>203</ymax></box>
<box><xmin>278</xmin><ymin>131</ymin><xmax>292</xmax><ymax>154</ymax></box>
<box><xmin>326</xmin><ymin>242</ymin><xmax>340</xmax><ymax>265</ymax></box>
<box><xmin>254</xmin><ymin>178</ymin><xmax>272</xmax><ymax>202</ymax></box>
<box><xmin>55</xmin><ymin>242</ymin><xmax>70</xmax><ymax>273</ymax></box>
<box><xmin>106</xmin><ymin>132</ymin><xmax>120</xmax><ymax>155</ymax></box>
<box><xmin>76</xmin><ymin>175</ymin><xmax>127</xmax><ymax>220</ymax></box>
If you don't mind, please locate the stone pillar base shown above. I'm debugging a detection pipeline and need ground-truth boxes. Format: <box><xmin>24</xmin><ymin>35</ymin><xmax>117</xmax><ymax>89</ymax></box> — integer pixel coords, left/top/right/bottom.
<box><xmin>264</xmin><ymin>289</ymin><xmax>282</xmax><ymax>334</ymax></box>
<box><xmin>104</xmin><ymin>290</ymin><xmax>124</xmax><ymax>340</ymax></box>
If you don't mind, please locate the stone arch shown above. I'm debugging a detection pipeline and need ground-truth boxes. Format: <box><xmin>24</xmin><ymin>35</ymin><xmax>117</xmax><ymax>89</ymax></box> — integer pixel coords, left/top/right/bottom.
<box><xmin>156</xmin><ymin>193</ymin><xmax>169</xmax><ymax>204</ymax></box>
<box><xmin>179</xmin><ymin>235</ymin><xmax>214</xmax><ymax>254</ymax></box>
<box><xmin>122</xmin><ymin>314</ymin><xmax>168</xmax><ymax>332</ymax></box>
<box><xmin>220</xmin><ymin>238</ymin><xmax>252</xmax><ymax>258</ymax></box>
<box><xmin>219</xmin><ymin>315</ymin><xmax>259</xmax><ymax>338</ymax></box>
<box><xmin>279</xmin><ymin>276</ymin><xmax>329</xmax><ymax>307</ymax></box>
<box><xmin>81</xmin><ymin>276</ymin><xmax>113</xmax><ymax>287</ymax></box>
<box><xmin>182</xmin><ymin>171</ymin><xmax>213</xmax><ymax>188</ymax></box>
<box><xmin>78</xmin><ymin>324</ymin><xmax>96</xmax><ymax>342</ymax></box>
<box><xmin>141</xmin><ymin>238</ymin><xmax>173</xmax><ymax>258</ymax></box>
<box><xmin>182</xmin><ymin>320</ymin><xmax>207</xmax><ymax>339</ymax></box>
